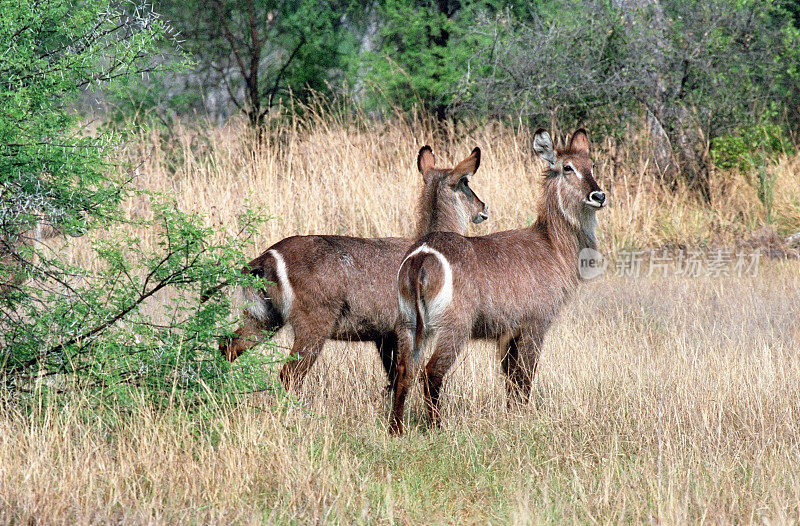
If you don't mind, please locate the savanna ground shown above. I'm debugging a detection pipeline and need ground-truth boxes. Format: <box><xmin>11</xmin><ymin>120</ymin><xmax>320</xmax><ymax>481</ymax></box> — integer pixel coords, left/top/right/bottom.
<box><xmin>2</xmin><ymin>112</ymin><xmax>799</xmax><ymax>523</ymax></box>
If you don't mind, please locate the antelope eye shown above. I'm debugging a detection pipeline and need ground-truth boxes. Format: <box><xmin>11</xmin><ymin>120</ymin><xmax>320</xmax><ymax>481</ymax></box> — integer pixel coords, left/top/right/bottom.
<box><xmin>563</xmin><ymin>165</ymin><xmax>573</xmax><ymax>173</ymax></box>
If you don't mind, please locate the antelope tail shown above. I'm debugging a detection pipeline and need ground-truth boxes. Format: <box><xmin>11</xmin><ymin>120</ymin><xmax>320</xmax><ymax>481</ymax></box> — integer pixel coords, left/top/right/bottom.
<box><xmin>413</xmin><ymin>264</ymin><xmax>426</xmax><ymax>359</ymax></box>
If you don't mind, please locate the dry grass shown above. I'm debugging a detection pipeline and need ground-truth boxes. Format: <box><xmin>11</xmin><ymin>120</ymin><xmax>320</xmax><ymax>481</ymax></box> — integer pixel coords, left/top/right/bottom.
<box><xmin>115</xmin><ymin>111</ymin><xmax>800</xmax><ymax>257</ymax></box>
<box><xmin>2</xmin><ymin>112</ymin><xmax>800</xmax><ymax>523</ymax></box>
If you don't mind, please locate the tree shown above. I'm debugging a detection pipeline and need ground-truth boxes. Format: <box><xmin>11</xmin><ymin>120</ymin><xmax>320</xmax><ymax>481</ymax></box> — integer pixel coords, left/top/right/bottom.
<box><xmin>1</xmin><ymin>0</ymin><xmax>168</xmax><ymax>288</ymax></box>
<box><xmin>0</xmin><ymin>0</ymin><xmax>268</xmax><ymax>401</ymax></box>
<box><xmin>362</xmin><ymin>0</ymin><xmax>512</xmax><ymax>119</ymax></box>
<box><xmin>457</xmin><ymin>0</ymin><xmax>800</xmax><ymax>198</ymax></box>
<box><xmin>156</xmin><ymin>0</ymin><xmax>353</xmax><ymax>128</ymax></box>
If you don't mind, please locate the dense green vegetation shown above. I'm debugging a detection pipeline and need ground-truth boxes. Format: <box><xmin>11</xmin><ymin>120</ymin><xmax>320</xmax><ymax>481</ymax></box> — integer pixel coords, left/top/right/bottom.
<box><xmin>0</xmin><ymin>0</ymin><xmax>273</xmax><ymax>403</ymax></box>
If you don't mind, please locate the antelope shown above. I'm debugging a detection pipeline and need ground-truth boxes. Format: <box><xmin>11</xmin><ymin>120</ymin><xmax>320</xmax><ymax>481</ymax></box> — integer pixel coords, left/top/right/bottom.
<box><xmin>220</xmin><ymin>145</ymin><xmax>488</xmax><ymax>391</ymax></box>
<box><xmin>390</xmin><ymin>129</ymin><xmax>606</xmax><ymax>435</ymax></box>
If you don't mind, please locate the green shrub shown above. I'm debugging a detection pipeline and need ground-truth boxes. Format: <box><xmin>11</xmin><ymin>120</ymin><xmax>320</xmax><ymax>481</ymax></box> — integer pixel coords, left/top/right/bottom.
<box><xmin>710</xmin><ymin>124</ymin><xmax>792</xmax><ymax>173</ymax></box>
<box><xmin>711</xmin><ymin>124</ymin><xmax>793</xmax><ymax>221</ymax></box>
<box><xmin>0</xmin><ymin>0</ymin><xmax>278</xmax><ymax>408</ymax></box>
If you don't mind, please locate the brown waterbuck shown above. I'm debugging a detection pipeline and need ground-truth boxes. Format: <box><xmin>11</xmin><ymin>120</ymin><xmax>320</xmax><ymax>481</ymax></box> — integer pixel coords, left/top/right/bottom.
<box><xmin>390</xmin><ymin>129</ymin><xmax>606</xmax><ymax>435</ymax></box>
<box><xmin>220</xmin><ymin>145</ymin><xmax>488</xmax><ymax>391</ymax></box>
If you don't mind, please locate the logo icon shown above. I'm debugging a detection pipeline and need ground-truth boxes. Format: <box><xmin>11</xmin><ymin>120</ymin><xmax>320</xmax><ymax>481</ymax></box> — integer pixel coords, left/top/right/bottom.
<box><xmin>578</xmin><ymin>248</ymin><xmax>607</xmax><ymax>280</ymax></box>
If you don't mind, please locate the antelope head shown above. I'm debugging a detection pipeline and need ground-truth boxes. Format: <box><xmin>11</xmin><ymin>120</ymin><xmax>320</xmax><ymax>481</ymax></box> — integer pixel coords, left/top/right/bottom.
<box><xmin>533</xmin><ymin>129</ymin><xmax>606</xmax><ymax>228</ymax></box>
<box><xmin>416</xmin><ymin>145</ymin><xmax>488</xmax><ymax>236</ymax></box>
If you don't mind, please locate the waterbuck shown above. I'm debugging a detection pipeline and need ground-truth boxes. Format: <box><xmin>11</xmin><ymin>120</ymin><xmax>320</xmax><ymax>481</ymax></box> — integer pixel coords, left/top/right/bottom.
<box><xmin>390</xmin><ymin>129</ymin><xmax>606</xmax><ymax>435</ymax></box>
<box><xmin>220</xmin><ymin>145</ymin><xmax>488</xmax><ymax>391</ymax></box>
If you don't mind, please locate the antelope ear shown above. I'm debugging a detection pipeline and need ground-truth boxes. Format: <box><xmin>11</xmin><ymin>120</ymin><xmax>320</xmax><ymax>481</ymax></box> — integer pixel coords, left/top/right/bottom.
<box><xmin>533</xmin><ymin>129</ymin><xmax>556</xmax><ymax>168</ymax></box>
<box><xmin>417</xmin><ymin>145</ymin><xmax>436</xmax><ymax>181</ymax></box>
<box><xmin>568</xmin><ymin>129</ymin><xmax>589</xmax><ymax>154</ymax></box>
<box><xmin>450</xmin><ymin>147</ymin><xmax>481</xmax><ymax>182</ymax></box>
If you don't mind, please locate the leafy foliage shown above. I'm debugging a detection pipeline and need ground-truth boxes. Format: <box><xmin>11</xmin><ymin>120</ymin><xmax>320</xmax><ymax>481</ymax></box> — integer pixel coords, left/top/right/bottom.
<box><xmin>2</xmin><ymin>197</ymin><xmax>273</xmax><ymax>400</ymax></box>
<box><xmin>154</xmin><ymin>0</ymin><xmax>355</xmax><ymax>127</ymax></box>
<box><xmin>0</xmin><ymin>0</ymin><xmax>276</xmax><ymax>405</ymax></box>
<box><xmin>711</xmin><ymin>125</ymin><xmax>793</xmax><ymax>173</ymax></box>
<box><xmin>0</xmin><ymin>0</ymin><xmax>168</xmax><ymax>248</ymax></box>
<box><xmin>361</xmin><ymin>0</ymin><xmax>512</xmax><ymax>119</ymax></box>
<box><xmin>711</xmin><ymin>124</ymin><xmax>794</xmax><ymax>222</ymax></box>
<box><xmin>452</xmin><ymin>0</ymin><xmax>800</xmax><ymax>196</ymax></box>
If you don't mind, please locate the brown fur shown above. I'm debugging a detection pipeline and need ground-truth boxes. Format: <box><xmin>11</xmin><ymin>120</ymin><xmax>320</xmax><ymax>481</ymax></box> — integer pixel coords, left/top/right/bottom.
<box><xmin>390</xmin><ymin>129</ymin><xmax>606</xmax><ymax>435</ymax></box>
<box><xmin>220</xmin><ymin>146</ymin><xmax>487</xmax><ymax>391</ymax></box>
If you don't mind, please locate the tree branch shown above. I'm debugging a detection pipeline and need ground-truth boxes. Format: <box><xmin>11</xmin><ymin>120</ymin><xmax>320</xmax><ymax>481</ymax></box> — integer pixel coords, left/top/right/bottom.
<box><xmin>264</xmin><ymin>35</ymin><xmax>306</xmax><ymax>115</ymax></box>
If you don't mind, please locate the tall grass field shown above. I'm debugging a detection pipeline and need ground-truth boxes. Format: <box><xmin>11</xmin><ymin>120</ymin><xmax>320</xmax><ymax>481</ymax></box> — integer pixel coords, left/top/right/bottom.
<box><xmin>2</xmin><ymin>111</ymin><xmax>799</xmax><ymax>523</ymax></box>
